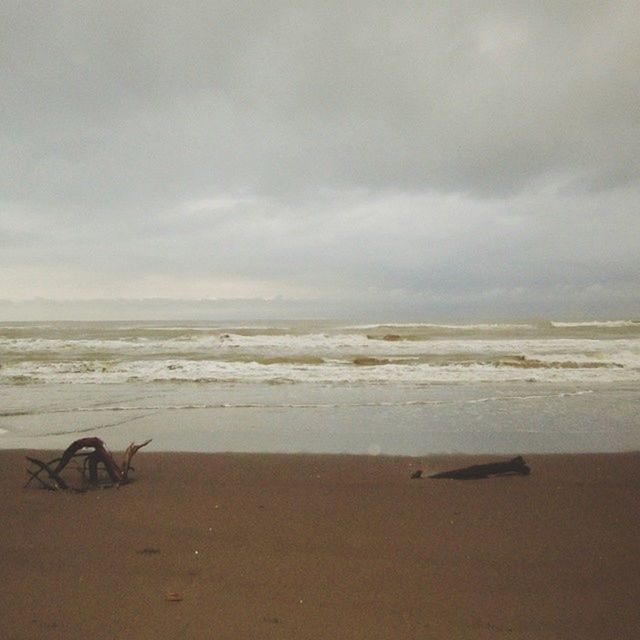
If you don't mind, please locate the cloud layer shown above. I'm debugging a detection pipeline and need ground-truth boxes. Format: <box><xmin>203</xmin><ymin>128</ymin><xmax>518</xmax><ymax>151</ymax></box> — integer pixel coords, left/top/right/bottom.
<box><xmin>1</xmin><ymin>2</ymin><xmax>639</xmax><ymax>319</ymax></box>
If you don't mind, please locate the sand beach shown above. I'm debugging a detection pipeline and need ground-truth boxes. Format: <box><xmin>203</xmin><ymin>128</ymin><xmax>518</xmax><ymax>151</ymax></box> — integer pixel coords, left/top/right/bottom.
<box><xmin>1</xmin><ymin>450</ymin><xmax>639</xmax><ymax>639</ymax></box>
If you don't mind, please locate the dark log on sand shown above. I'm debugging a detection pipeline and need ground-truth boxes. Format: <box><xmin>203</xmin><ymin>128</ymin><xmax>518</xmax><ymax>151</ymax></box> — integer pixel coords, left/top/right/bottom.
<box><xmin>429</xmin><ymin>456</ymin><xmax>531</xmax><ymax>480</ymax></box>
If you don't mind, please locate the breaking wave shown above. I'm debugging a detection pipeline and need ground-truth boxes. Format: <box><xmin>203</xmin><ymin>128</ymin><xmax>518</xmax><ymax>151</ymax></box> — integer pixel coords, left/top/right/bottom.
<box><xmin>1</xmin><ymin>320</ymin><xmax>638</xmax><ymax>386</ymax></box>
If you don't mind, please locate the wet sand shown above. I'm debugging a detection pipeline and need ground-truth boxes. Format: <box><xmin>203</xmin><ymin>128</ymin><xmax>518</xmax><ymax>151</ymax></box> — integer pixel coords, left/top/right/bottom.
<box><xmin>1</xmin><ymin>450</ymin><xmax>639</xmax><ymax>639</ymax></box>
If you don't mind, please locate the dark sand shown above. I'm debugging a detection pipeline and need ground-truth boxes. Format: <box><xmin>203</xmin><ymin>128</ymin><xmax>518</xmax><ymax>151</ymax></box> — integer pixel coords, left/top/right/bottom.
<box><xmin>1</xmin><ymin>450</ymin><xmax>639</xmax><ymax>639</ymax></box>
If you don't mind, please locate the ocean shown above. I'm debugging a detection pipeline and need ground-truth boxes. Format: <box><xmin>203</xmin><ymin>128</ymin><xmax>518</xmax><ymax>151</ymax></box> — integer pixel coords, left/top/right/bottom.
<box><xmin>1</xmin><ymin>319</ymin><xmax>639</xmax><ymax>454</ymax></box>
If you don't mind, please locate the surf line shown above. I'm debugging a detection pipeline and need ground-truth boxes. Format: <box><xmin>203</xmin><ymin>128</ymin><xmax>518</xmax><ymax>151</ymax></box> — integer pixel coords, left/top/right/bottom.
<box><xmin>23</xmin><ymin>389</ymin><xmax>596</xmax><ymax>415</ymax></box>
<box><xmin>34</xmin><ymin>412</ymin><xmax>158</xmax><ymax>438</ymax></box>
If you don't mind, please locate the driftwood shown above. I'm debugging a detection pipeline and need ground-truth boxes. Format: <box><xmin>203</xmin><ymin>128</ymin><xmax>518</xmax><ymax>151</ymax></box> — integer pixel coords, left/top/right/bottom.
<box><xmin>25</xmin><ymin>437</ymin><xmax>152</xmax><ymax>491</ymax></box>
<box><xmin>428</xmin><ymin>456</ymin><xmax>531</xmax><ymax>480</ymax></box>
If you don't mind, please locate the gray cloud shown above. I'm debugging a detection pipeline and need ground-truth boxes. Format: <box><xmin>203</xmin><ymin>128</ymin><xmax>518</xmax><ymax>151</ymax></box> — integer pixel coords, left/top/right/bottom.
<box><xmin>1</xmin><ymin>1</ymin><xmax>639</xmax><ymax>318</ymax></box>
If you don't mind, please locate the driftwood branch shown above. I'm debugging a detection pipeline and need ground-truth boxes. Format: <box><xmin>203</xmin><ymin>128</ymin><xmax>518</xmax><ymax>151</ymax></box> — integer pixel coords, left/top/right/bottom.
<box><xmin>25</xmin><ymin>437</ymin><xmax>152</xmax><ymax>491</ymax></box>
<box><xmin>428</xmin><ymin>456</ymin><xmax>531</xmax><ymax>480</ymax></box>
<box><xmin>25</xmin><ymin>457</ymin><xmax>69</xmax><ymax>490</ymax></box>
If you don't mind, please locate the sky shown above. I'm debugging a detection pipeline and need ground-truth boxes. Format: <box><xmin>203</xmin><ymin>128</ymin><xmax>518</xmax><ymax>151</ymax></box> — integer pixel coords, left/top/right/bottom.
<box><xmin>1</xmin><ymin>1</ymin><xmax>639</xmax><ymax>321</ymax></box>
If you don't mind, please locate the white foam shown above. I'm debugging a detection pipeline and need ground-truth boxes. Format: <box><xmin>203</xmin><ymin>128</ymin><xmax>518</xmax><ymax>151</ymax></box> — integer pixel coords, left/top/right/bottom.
<box><xmin>1</xmin><ymin>354</ymin><xmax>638</xmax><ymax>386</ymax></box>
<box><xmin>1</xmin><ymin>322</ymin><xmax>639</xmax><ymax>386</ymax></box>
<box><xmin>344</xmin><ymin>322</ymin><xmax>537</xmax><ymax>331</ymax></box>
<box><xmin>550</xmin><ymin>320</ymin><xmax>639</xmax><ymax>328</ymax></box>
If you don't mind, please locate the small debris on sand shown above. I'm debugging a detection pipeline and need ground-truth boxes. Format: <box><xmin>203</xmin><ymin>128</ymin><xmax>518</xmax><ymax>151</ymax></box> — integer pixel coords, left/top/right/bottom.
<box><xmin>136</xmin><ymin>547</ymin><xmax>161</xmax><ymax>555</ymax></box>
<box><xmin>165</xmin><ymin>592</ymin><xmax>183</xmax><ymax>602</ymax></box>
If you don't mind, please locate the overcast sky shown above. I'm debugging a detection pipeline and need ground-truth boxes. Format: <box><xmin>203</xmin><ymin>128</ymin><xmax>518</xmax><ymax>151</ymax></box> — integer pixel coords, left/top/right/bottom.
<box><xmin>1</xmin><ymin>1</ymin><xmax>639</xmax><ymax>320</ymax></box>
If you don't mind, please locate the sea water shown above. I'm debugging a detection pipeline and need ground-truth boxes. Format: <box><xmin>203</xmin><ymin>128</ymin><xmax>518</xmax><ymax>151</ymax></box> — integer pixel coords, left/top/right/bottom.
<box><xmin>1</xmin><ymin>320</ymin><xmax>639</xmax><ymax>454</ymax></box>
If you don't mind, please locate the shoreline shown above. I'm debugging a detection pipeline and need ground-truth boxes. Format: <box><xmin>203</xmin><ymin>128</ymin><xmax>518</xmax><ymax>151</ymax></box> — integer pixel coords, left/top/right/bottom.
<box><xmin>2</xmin><ymin>380</ymin><xmax>638</xmax><ymax>455</ymax></box>
<box><xmin>5</xmin><ymin>444</ymin><xmax>640</xmax><ymax>457</ymax></box>
<box><xmin>2</xmin><ymin>450</ymin><xmax>640</xmax><ymax>639</ymax></box>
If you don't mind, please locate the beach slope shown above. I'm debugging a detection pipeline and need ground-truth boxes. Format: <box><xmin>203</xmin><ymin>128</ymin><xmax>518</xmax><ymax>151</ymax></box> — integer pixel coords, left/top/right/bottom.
<box><xmin>1</xmin><ymin>451</ymin><xmax>639</xmax><ymax>639</ymax></box>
